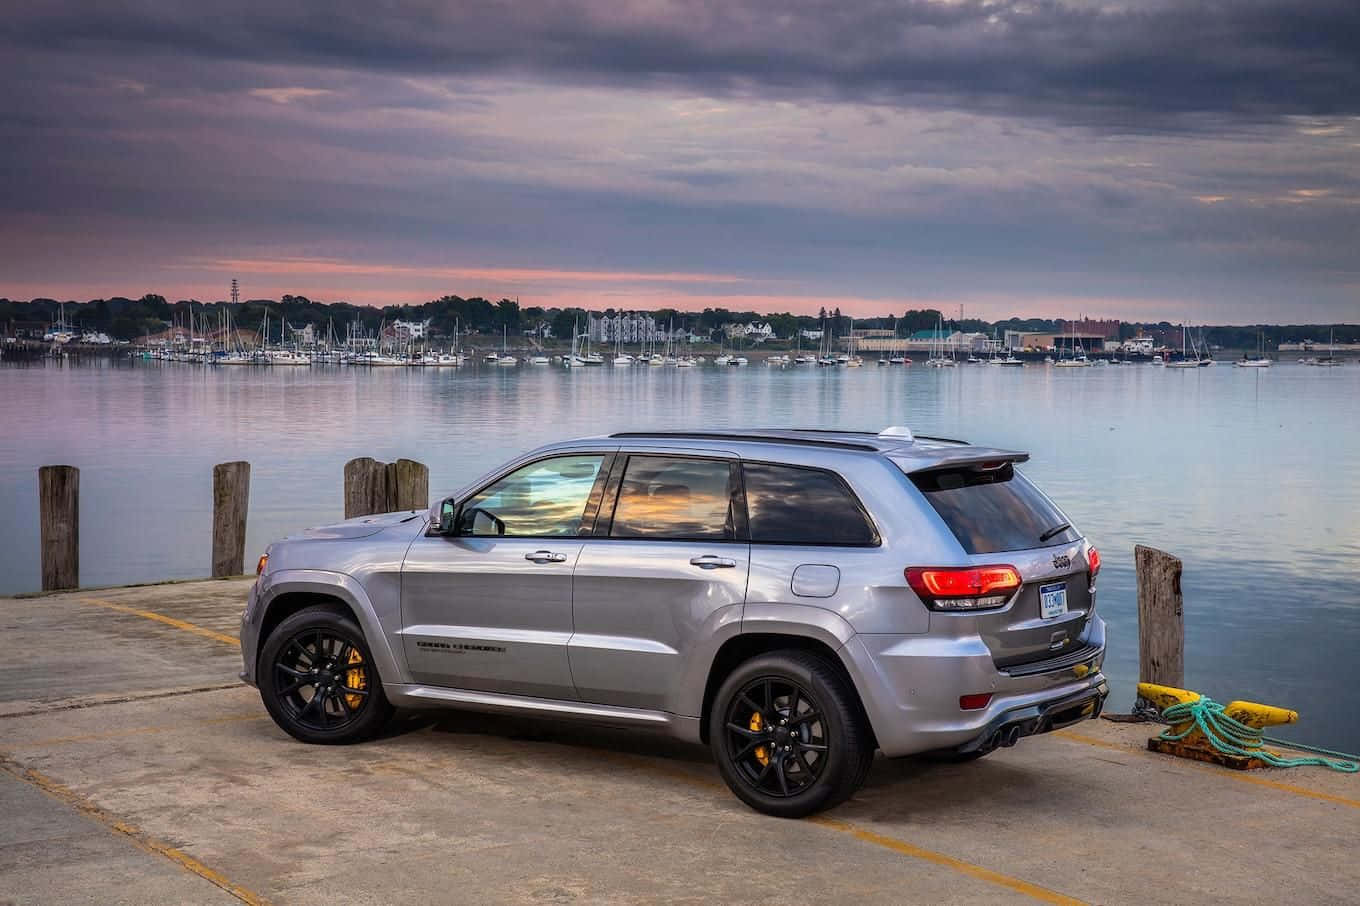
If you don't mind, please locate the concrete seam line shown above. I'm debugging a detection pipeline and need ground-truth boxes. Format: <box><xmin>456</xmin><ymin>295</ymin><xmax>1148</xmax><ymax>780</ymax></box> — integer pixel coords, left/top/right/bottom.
<box><xmin>1053</xmin><ymin>730</ymin><xmax>1360</xmax><ymax>810</ymax></box>
<box><xmin>810</xmin><ymin>817</ymin><xmax>1088</xmax><ymax>906</ymax></box>
<box><xmin>7</xmin><ymin>713</ymin><xmax>267</xmax><ymax>749</ymax></box>
<box><xmin>0</xmin><ymin>683</ymin><xmax>244</xmax><ymax>720</ymax></box>
<box><xmin>79</xmin><ymin>596</ymin><xmax>240</xmax><ymax>646</ymax></box>
<box><xmin>0</xmin><ymin>756</ymin><xmax>269</xmax><ymax>906</ymax></box>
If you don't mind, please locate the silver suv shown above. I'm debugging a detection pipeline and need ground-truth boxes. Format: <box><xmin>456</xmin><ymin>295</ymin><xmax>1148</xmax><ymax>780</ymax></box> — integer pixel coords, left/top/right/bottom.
<box><xmin>241</xmin><ymin>428</ymin><xmax>1107</xmax><ymax>817</ymax></box>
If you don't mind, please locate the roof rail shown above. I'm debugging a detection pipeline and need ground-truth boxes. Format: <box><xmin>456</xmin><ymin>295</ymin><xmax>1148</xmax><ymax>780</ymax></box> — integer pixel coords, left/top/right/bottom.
<box><xmin>789</xmin><ymin>427</ymin><xmax>971</xmax><ymax>446</ymax></box>
<box><xmin>608</xmin><ymin>431</ymin><xmax>878</xmax><ymax>452</ymax></box>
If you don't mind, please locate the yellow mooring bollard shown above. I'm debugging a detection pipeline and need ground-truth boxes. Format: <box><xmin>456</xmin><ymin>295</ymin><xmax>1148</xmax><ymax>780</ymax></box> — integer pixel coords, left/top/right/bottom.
<box><xmin>1137</xmin><ymin>683</ymin><xmax>1299</xmax><ymax>770</ymax></box>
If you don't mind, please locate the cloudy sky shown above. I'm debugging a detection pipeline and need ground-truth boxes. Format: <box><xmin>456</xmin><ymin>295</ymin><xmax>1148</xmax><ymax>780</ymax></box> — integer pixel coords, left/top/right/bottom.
<box><xmin>2</xmin><ymin>1</ymin><xmax>1357</xmax><ymax>321</ymax></box>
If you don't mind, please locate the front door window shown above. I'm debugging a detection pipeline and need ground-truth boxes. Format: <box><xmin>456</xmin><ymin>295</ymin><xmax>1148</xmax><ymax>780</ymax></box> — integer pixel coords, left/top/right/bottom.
<box><xmin>459</xmin><ymin>454</ymin><xmax>605</xmax><ymax>537</ymax></box>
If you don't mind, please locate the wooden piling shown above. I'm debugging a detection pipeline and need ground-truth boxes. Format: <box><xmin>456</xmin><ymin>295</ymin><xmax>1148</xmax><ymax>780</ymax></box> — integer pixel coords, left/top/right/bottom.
<box><xmin>1135</xmin><ymin>544</ymin><xmax>1184</xmax><ymax>688</ymax></box>
<box><xmin>345</xmin><ymin>457</ymin><xmax>429</xmax><ymax>518</ymax></box>
<box><xmin>39</xmin><ymin>465</ymin><xmax>79</xmax><ymax>591</ymax></box>
<box><xmin>211</xmin><ymin>461</ymin><xmax>251</xmax><ymax>578</ymax></box>
<box><xmin>386</xmin><ymin>458</ymin><xmax>430</xmax><ymax>512</ymax></box>
<box><xmin>344</xmin><ymin>457</ymin><xmax>388</xmax><ymax>519</ymax></box>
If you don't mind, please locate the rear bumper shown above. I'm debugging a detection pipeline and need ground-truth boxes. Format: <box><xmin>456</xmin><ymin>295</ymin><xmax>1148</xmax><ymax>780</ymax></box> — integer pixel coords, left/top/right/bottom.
<box><xmin>955</xmin><ymin>681</ymin><xmax>1107</xmax><ymax>754</ymax></box>
<box><xmin>840</xmin><ymin>615</ymin><xmax>1107</xmax><ymax>757</ymax></box>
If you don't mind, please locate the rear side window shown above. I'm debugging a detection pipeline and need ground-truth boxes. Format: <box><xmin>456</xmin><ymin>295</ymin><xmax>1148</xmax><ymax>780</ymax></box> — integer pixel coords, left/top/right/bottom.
<box><xmin>742</xmin><ymin>463</ymin><xmax>877</xmax><ymax>545</ymax></box>
<box><xmin>910</xmin><ymin>463</ymin><xmax>1078</xmax><ymax>554</ymax></box>
<box><xmin>609</xmin><ymin>456</ymin><xmax>735</xmax><ymax>540</ymax></box>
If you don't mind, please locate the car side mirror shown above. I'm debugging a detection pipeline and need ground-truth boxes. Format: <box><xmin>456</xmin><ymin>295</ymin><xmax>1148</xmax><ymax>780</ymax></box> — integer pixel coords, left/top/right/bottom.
<box><xmin>436</xmin><ymin>497</ymin><xmax>459</xmax><ymax>535</ymax></box>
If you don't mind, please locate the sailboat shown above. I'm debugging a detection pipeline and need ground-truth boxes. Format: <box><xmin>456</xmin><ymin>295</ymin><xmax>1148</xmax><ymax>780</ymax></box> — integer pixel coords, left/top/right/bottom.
<box><xmin>1235</xmin><ymin>330</ymin><xmax>1271</xmax><ymax>367</ymax></box>
<box><xmin>925</xmin><ymin>317</ymin><xmax>955</xmax><ymax>367</ymax></box>
<box><xmin>1166</xmin><ymin>323</ymin><xmax>1203</xmax><ymax>368</ymax></box>
<box><xmin>1054</xmin><ymin>320</ymin><xmax>1092</xmax><ymax>367</ymax></box>
<box><xmin>1305</xmin><ymin>330</ymin><xmax>1343</xmax><ymax>366</ymax></box>
<box><xmin>496</xmin><ymin>326</ymin><xmax>518</xmax><ymax>365</ymax></box>
<box><xmin>844</xmin><ymin>318</ymin><xmax>863</xmax><ymax>366</ymax></box>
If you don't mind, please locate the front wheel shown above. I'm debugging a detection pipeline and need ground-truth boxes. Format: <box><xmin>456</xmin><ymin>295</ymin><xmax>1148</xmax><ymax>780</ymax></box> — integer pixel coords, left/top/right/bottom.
<box><xmin>710</xmin><ymin>651</ymin><xmax>873</xmax><ymax>818</ymax></box>
<box><xmin>258</xmin><ymin>605</ymin><xmax>394</xmax><ymax>744</ymax></box>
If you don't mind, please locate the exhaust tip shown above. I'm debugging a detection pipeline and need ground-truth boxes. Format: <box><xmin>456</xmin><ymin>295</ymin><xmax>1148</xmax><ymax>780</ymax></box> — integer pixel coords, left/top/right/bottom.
<box><xmin>1000</xmin><ymin>725</ymin><xmax>1021</xmax><ymax>748</ymax></box>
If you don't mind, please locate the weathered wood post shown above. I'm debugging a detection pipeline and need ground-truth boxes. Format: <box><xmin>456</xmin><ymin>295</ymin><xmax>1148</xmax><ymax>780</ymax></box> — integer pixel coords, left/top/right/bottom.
<box><xmin>344</xmin><ymin>457</ymin><xmax>388</xmax><ymax>518</ymax></box>
<box><xmin>212</xmin><ymin>461</ymin><xmax>251</xmax><ymax>578</ymax></box>
<box><xmin>386</xmin><ymin>458</ymin><xmax>430</xmax><ymax>512</ymax></box>
<box><xmin>1135</xmin><ymin>544</ymin><xmax>1184</xmax><ymax>688</ymax></box>
<box><xmin>39</xmin><ymin>465</ymin><xmax>79</xmax><ymax>591</ymax></box>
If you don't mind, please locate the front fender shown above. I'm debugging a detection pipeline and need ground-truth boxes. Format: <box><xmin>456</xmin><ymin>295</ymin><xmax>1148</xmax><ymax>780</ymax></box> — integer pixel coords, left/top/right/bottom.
<box><xmin>248</xmin><ymin>569</ymin><xmax>408</xmax><ymax>689</ymax></box>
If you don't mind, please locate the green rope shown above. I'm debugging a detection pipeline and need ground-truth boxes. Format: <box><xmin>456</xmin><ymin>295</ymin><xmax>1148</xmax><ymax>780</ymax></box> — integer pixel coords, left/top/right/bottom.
<box><xmin>1158</xmin><ymin>697</ymin><xmax>1359</xmax><ymax>773</ymax></box>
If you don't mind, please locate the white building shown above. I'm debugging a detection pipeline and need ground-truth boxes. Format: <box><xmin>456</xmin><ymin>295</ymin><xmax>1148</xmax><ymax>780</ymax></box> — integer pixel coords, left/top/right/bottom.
<box><xmin>588</xmin><ymin>313</ymin><xmax>659</xmax><ymax>344</ymax></box>
<box><xmin>290</xmin><ymin>323</ymin><xmax>315</xmax><ymax>345</ymax></box>
<box><xmin>725</xmin><ymin>322</ymin><xmax>774</xmax><ymax>341</ymax></box>
<box><xmin>800</xmin><ymin>328</ymin><xmax>824</xmax><ymax>341</ymax></box>
<box><xmin>390</xmin><ymin>318</ymin><xmax>431</xmax><ymax>341</ymax></box>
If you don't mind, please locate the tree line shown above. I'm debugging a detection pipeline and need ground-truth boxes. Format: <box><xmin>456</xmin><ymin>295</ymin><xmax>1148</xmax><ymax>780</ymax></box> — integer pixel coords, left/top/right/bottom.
<box><xmin>1</xmin><ymin>294</ymin><xmax>1354</xmax><ymax>348</ymax></box>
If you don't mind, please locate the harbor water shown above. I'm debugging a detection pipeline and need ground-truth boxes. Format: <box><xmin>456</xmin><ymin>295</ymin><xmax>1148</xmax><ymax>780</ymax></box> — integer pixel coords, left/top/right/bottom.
<box><xmin>2</xmin><ymin>359</ymin><xmax>1357</xmax><ymax>750</ymax></box>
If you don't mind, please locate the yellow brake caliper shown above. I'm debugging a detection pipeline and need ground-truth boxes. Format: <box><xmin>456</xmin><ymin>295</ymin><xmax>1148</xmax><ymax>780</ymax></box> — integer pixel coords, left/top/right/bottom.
<box><xmin>750</xmin><ymin>712</ymin><xmax>769</xmax><ymax>766</ymax></box>
<box><xmin>344</xmin><ymin>648</ymin><xmax>366</xmax><ymax>710</ymax></box>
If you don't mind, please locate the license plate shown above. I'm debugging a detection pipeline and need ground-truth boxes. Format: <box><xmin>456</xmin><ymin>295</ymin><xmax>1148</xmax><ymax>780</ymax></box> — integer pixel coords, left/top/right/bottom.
<box><xmin>1039</xmin><ymin>582</ymin><xmax>1068</xmax><ymax>620</ymax></box>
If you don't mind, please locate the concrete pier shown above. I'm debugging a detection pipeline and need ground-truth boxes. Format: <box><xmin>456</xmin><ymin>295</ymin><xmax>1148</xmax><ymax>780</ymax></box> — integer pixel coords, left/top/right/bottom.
<box><xmin>2</xmin><ymin>580</ymin><xmax>1356</xmax><ymax>904</ymax></box>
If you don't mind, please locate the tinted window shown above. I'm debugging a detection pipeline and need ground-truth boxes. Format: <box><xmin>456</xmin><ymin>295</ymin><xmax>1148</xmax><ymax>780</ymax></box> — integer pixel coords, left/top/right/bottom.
<box><xmin>910</xmin><ymin>463</ymin><xmax>1079</xmax><ymax>554</ymax></box>
<box><xmin>461</xmin><ymin>454</ymin><xmax>604</xmax><ymax>537</ymax></box>
<box><xmin>743</xmin><ymin>463</ymin><xmax>876</xmax><ymax>545</ymax></box>
<box><xmin>610</xmin><ymin>456</ymin><xmax>734</xmax><ymax>540</ymax></box>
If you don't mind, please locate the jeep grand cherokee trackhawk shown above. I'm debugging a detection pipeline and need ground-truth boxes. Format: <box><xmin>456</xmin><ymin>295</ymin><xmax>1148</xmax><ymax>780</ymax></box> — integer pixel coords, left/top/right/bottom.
<box><xmin>240</xmin><ymin>428</ymin><xmax>1107</xmax><ymax>817</ymax></box>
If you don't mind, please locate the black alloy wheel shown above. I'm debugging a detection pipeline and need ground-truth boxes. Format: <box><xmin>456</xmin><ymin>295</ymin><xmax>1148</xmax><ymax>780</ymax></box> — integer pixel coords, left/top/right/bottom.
<box><xmin>710</xmin><ymin>650</ymin><xmax>873</xmax><ymax>818</ymax></box>
<box><xmin>259</xmin><ymin>605</ymin><xmax>394</xmax><ymax>744</ymax></box>
<box><xmin>723</xmin><ymin>676</ymin><xmax>829</xmax><ymax>798</ymax></box>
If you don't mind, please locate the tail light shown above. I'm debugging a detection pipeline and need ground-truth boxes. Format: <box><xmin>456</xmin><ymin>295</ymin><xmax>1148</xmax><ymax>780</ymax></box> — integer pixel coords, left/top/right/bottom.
<box><xmin>959</xmin><ymin>693</ymin><xmax>993</xmax><ymax>710</ymax></box>
<box><xmin>1087</xmin><ymin>546</ymin><xmax>1101</xmax><ymax>577</ymax></box>
<box><xmin>905</xmin><ymin>565</ymin><xmax>1021</xmax><ymax>611</ymax></box>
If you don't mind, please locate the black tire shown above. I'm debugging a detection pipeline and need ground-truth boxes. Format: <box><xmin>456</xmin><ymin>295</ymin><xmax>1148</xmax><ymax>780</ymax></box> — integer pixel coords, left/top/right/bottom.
<box><xmin>710</xmin><ymin>650</ymin><xmax>873</xmax><ymax>818</ymax></box>
<box><xmin>258</xmin><ymin>604</ymin><xmax>394</xmax><ymax>744</ymax></box>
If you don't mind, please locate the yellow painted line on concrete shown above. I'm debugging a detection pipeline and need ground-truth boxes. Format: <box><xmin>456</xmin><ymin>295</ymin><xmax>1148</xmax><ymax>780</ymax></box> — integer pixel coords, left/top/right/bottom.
<box><xmin>1054</xmin><ymin>729</ymin><xmax>1360</xmax><ymax>811</ymax></box>
<box><xmin>80</xmin><ymin>596</ymin><xmax>240</xmax><ymax>647</ymax></box>
<box><xmin>598</xmin><ymin>750</ymin><xmax>1086</xmax><ymax>904</ymax></box>
<box><xmin>1218</xmin><ymin>771</ymin><xmax>1360</xmax><ymax>811</ymax></box>
<box><xmin>0</xmin><ymin>757</ymin><xmax>269</xmax><ymax>905</ymax></box>
<box><xmin>811</xmin><ymin>816</ymin><xmax>1086</xmax><ymax>906</ymax></box>
<box><xmin>1052</xmin><ymin>729</ymin><xmax>1130</xmax><ymax>754</ymax></box>
<box><xmin>6</xmin><ymin>713</ymin><xmax>266</xmax><ymax>750</ymax></box>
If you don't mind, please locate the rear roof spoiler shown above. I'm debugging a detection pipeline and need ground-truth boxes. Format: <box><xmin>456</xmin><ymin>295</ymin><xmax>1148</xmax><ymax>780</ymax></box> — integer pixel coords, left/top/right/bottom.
<box><xmin>888</xmin><ymin>447</ymin><xmax>1029</xmax><ymax>475</ymax></box>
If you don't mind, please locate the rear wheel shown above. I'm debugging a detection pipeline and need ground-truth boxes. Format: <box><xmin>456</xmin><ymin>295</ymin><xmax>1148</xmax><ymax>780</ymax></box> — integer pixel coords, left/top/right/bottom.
<box><xmin>258</xmin><ymin>605</ymin><xmax>394</xmax><ymax>744</ymax></box>
<box><xmin>710</xmin><ymin>651</ymin><xmax>873</xmax><ymax>818</ymax></box>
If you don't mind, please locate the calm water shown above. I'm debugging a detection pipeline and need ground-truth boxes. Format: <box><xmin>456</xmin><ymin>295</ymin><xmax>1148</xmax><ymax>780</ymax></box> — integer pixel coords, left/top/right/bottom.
<box><xmin>3</xmin><ymin>359</ymin><xmax>1358</xmax><ymax>750</ymax></box>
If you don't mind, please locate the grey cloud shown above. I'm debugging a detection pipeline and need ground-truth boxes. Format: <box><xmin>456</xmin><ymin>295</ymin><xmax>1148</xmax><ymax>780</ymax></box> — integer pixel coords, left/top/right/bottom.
<box><xmin>3</xmin><ymin>1</ymin><xmax>1358</xmax><ymax>126</ymax></box>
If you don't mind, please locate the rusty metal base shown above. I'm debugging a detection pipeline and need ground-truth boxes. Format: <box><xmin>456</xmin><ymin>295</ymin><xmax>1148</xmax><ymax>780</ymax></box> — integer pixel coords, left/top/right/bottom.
<box><xmin>1147</xmin><ymin>737</ymin><xmax>1266</xmax><ymax>770</ymax></box>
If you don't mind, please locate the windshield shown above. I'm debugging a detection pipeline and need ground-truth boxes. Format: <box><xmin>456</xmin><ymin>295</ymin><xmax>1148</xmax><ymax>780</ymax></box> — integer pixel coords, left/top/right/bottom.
<box><xmin>910</xmin><ymin>463</ymin><xmax>1080</xmax><ymax>554</ymax></box>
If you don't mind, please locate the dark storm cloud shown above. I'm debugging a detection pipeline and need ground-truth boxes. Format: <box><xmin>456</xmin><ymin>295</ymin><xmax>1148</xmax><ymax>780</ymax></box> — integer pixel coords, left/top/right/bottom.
<box><xmin>4</xmin><ymin>1</ymin><xmax>1358</xmax><ymax>125</ymax></box>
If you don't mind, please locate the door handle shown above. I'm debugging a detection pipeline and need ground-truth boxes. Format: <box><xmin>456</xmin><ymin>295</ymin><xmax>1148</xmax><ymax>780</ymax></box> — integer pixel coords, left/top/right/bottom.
<box><xmin>690</xmin><ymin>555</ymin><xmax>737</xmax><ymax>569</ymax></box>
<box><xmin>525</xmin><ymin>550</ymin><xmax>568</xmax><ymax>564</ymax></box>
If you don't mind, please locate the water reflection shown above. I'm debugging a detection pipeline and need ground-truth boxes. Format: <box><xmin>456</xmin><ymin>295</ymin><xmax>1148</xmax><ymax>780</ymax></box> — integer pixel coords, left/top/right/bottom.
<box><xmin>1</xmin><ymin>359</ymin><xmax>1357</xmax><ymax>749</ymax></box>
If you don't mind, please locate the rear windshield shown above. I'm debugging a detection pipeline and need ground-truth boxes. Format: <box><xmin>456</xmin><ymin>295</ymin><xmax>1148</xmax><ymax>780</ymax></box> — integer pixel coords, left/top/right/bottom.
<box><xmin>910</xmin><ymin>463</ymin><xmax>1079</xmax><ymax>554</ymax></box>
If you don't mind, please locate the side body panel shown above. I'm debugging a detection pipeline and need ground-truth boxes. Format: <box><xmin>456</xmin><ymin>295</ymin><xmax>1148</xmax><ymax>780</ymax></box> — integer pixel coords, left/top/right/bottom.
<box><xmin>399</xmin><ymin>534</ymin><xmax>581</xmax><ymax>699</ymax></box>
<box><xmin>569</xmin><ymin>539</ymin><xmax>750</xmax><ymax>712</ymax></box>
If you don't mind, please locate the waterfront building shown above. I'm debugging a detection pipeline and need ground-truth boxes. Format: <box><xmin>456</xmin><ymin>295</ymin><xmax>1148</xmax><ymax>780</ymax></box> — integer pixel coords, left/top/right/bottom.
<box><xmin>389</xmin><ymin>319</ymin><xmax>431</xmax><ymax>341</ymax></box>
<box><xmin>588</xmin><ymin>313</ymin><xmax>659</xmax><ymax>344</ymax></box>
<box><xmin>725</xmin><ymin>322</ymin><xmax>776</xmax><ymax>342</ymax></box>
